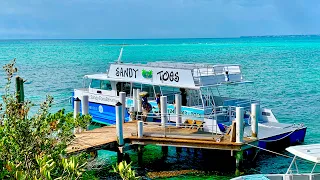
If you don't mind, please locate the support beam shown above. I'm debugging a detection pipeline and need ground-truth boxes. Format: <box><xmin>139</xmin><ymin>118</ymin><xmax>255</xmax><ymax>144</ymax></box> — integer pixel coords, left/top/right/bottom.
<box><xmin>235</xmin><ymin>151</ymin><xmax>243</xmax><ymax>176</ymax></box>
<box><xmin>137</xmin><ymin>145</ymin><xmax>144</xmax><ymax>166</ymax></box>
<box><xmin>162</xmin><ymin>146</ymin><xmax>168</xmax><ymax>158</ymax></box>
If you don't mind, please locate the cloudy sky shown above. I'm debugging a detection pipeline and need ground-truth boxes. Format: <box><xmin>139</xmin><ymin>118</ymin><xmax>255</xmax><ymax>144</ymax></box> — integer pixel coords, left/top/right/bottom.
<box><xmin>1</xmin><ymin>0</ymin><xmax>320</xmax><ymax>39</ymax></box>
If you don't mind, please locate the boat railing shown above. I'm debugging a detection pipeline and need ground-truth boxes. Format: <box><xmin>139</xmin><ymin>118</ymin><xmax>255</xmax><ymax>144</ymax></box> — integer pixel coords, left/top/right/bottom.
<box><xmin>134</xmin><ymin>113</ymin><xmax>223</xmax><ymax>138</ymax></box>
<box><xmin>133</xmin><ymin>112</ymin><xmax>256</xmax><ymax>140</ymax></box>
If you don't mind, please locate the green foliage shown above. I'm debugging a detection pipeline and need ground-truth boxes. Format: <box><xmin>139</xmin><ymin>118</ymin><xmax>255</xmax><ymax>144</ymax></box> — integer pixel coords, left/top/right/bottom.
<box><xmin>113</xmin><ymin>161</ymin><xmax>139</xmax><ymax>180</ymax></box>
<box><xmin>0</xmin><ymin>59</ymin><xmax>92</xmax><ymax>179</ymax></box>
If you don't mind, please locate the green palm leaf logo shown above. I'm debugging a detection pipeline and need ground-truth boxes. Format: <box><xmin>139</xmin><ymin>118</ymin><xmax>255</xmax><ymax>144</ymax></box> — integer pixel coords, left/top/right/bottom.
<box><xmin>142</xmin><ymin>69</ymin><xmax>153</xmax><ymax>79</ymax></box>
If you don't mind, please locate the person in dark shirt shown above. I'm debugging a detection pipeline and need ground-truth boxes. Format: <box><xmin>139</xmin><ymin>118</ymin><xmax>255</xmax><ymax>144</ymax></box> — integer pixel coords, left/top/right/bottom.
<box><xmin>180</xmin><ymin>88</ymin><xmax>187</xmax><ymax>106</ymax></box>
<box><xmin>155</xmin><ymin>93</ymin><xmax>161</xmax><ymax>113</ymax></box>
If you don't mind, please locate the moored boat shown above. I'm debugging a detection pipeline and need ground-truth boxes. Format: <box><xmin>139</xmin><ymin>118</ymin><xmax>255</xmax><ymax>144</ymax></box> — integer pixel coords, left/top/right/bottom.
<box><xmin>231</xmin><ymin>144</ymin><xmax>320</xmax><ymax>180</ymax></box>
<box><xmin>72</xmin><ymin>48</ymin><xmax>306</xmax><ymax>149</ymax></box>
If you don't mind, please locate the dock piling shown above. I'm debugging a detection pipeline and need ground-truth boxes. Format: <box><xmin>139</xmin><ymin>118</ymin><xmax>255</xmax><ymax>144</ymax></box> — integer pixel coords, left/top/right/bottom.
<box><xmin>162</xmin><ymin>146</ymin><xmax>168</xmax><ymax>159</ymax></box>
<box><xmin>236</xmin><ymin>107</ymin><xmax>244</xmax><ymax>143</ymax></box>
<box><xmin>137</xmin><ymin>121</ymin><xmax>143</xmax><ymax>138</ymax></box>
<box><xmin>138</xmin><ymin>145</ymin><xmax>144</xmax><ymax>166</ymax></box>
<box><xmin>160</xmin><ymin>96</ymin><xmax>168</xmax><ymax>127</ymax></box>
<box><xmin>81</xmin><ymin>95</ymin><xmax>89</xmax><ymax>115</ymax></box>
<box><xmin>119</xmin><ymin>92</ymin><xmax>126</xmax><ymax>123</ymax></box>
<box><xmin>81</xmin><ymin>95</ymin><xmax>89</xmax><ymax>131</ymax></box>
<box><xmin>116</xmin><ymin>102</ymin><xmax>124</xmax><ymax>146</ymax></box>
<box><xmin>235</xmin><ymin>151</ymin><xmax>243</xmax><ymax>176</ymax></box>
<box><xmin>175</xmin><ymin>94</ymin><xmax>182</xmax><ymax>127</ymax></box>
<box><xmin>15</xmin><ymin>76</ymin><xmax>24</xmax><ymax>103</ymax></box>
<box><xmin>251</xmin><ymin>103</ymin><xmax>259</xmax><ymax>138</ymax></box>
<box><xmin>73</xmin><ymin>97</ymin><xmax>80</xmax><ymax>134</ymax></box>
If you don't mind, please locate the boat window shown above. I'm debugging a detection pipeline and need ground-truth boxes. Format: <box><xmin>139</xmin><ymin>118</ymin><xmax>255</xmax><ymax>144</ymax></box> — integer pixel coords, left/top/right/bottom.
<box><xmin>90</xmin><ymin>79</ymin><xmax>112</xmax><ymax>91</ymax></box>
<box><xmin>101</xmin><ymin>80</ymin><xmax>112</xmax><ymax>90</ymax></box>
<box><xmin>132</xmin><ymin>83</ymin><xmax>155</xmax><ymax>98</ymax></box>
<box><xmin>160</xmin><ymin>86</ymin><xmax>180</xmax><ymax>104</ymax></box>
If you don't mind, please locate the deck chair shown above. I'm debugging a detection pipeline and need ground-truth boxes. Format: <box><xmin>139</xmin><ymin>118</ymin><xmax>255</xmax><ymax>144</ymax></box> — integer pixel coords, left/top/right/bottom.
<box><xmin>194</xmin><ymin>120</ymin><xmax>205</xmax><ymax>131</ymax></box>
<box><xmin>183</xmin><ymin>119</ymin><xmax>195</xmax><ymax>129</ymax></box>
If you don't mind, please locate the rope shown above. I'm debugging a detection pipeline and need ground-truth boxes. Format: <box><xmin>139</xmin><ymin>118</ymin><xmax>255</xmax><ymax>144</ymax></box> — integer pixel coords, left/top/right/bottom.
<box><xmin>245</xmin><ymin>142</ymin><xmax>292</xmax><ymax>158</ymax></box>
<box><xmin>245</xmin><ymin>142</ymin><xmax>316</xmax><ymax>165</ymax></box>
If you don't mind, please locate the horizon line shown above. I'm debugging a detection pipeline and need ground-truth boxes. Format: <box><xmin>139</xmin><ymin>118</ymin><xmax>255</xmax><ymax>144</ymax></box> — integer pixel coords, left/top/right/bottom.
<box><xmin>0</xmin><ymin>34</ymin><xmax>320</xmax><ymax>41</ymax></box>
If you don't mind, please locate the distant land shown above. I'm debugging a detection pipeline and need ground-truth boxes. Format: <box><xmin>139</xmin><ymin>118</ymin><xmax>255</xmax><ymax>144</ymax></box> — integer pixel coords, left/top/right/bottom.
<box><xmin>240</xmin><ymin>34</ymin><xmax>320</xmax><ymax>38</ymax></box>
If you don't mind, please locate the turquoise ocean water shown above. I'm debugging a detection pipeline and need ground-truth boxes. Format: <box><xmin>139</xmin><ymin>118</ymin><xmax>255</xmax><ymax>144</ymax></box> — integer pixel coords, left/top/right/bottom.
<box><xmin>1</xmin><ymin>37</ymin><xmax>320</xmax><ymax>179</ymax></box>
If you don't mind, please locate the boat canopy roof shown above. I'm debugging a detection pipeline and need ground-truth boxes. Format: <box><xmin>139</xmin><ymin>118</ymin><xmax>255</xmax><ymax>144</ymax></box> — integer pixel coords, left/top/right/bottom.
<box><xmin>83</xmin><ymin>62</ymin><xmax>252</xmax><ymax>89</ymax></box>
<box><xmin>286</xmin><ymin>144</ymin><xmax>320</xmax><ymax>163</ymax></box>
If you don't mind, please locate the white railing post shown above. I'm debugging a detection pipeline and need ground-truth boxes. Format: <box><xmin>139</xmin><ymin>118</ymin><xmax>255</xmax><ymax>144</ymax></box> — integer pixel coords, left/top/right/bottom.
<box><xmin>236</xmin><ymin>107</ymin><xmax>244</xmax><ymax>143</ymax></box>
<box><xmin>133</xmin><ymin>89</ymin><xmax>137</xmax><ymax>111</ymax></box>
<box><xmin>251</xmin><ymin>103</ymin><xmax>259</xmax><ymax>138</ymax></box>
<box><xmin>160</xmin><ymin>96</ymin><xmax>168</xmax><ymax>127</ymax></box>
<box><xmin>137</xmin><ymin>121</ymin><xmax>143</xmax><ymax>138</ymax></box>
<box><xmin>73</xmin><ymin>97</ymin><xmax>80</xmax><ymax>134</ymax></box>
<box><xmin>119</xmin><ymin>92</ymin><xmax>126</xmax><ymax>123</ymax></box>
<box><xmin>175</xmin><ymin>94</ymin><xmax>182</xmax><ymax>127</ymax></box>
<box><xmin>116</xmin><ymin>102</ymin><xmax>124</xmax><ymax>146</ymax></box>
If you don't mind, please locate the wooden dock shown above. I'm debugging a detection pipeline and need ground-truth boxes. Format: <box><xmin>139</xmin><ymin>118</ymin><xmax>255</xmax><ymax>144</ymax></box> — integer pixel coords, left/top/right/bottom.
<box><xmin>67</xmin><ymin>121</ymin><xmax>258</xmax><ymax>154</ymax></box>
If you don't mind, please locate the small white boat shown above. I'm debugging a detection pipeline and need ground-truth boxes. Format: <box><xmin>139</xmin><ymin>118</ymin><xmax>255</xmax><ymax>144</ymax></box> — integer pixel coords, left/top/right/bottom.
<box><xmin>231</xmin><ymin>144</ymin><xmax>320</xmax><ymax>180</ymax></box>
<box><xmin>72</xmin><ymin>48</ymin><xmax>306</xmax><ymax>150</ymax></box>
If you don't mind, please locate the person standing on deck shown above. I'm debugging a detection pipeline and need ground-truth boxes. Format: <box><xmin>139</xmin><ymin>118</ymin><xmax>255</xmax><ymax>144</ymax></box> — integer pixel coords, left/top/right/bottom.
<box><xmin>155</xmin><ymin>93</ymin><xmax>161</xmax><ymax>113</ymax></box>
<box><xmin>141</xmin><ymin>92</ymin><xmax>152</xmax><ymax>122</ymax></box>
<box><xmin>180</xmin><ymin>88</ymin><xmax>187</xmax><ymax>106</ymax></box>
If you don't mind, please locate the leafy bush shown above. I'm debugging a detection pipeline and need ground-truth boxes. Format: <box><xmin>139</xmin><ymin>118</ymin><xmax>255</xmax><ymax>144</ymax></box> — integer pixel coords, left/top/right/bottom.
<box><xmin>0</xmin><ymin>59</ymin><xmax>92</xmax><ymax>179</ymax></box>
<box><xmin>113</xmin><ymin>161</ymin><xmax>139</xmax><ymax>180</ymax></box>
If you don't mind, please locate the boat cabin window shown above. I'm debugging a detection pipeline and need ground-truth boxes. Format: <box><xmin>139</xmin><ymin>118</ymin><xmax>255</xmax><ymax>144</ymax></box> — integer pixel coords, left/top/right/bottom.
<box><xmin>132</xmin><ymin>83</ymin><xmax>156</xmax><ymax>99</ymax></box>
<box><xmin>160</xmin><ymin>86</ymin><xmax>180</xmax><ymax>104</ymax></box>
<box><xmin>116</xmin><ymin>82</ymin><xmax>131</xmax><ymax>95</ymax></box>
<box><xmin>90</xmin><ymin>79</ymin><xmax>112</xmax><ymax>91</ymax></box>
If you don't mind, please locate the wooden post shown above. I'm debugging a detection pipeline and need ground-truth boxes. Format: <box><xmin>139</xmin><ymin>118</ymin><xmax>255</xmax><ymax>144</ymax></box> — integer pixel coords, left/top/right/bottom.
<box><xmin>15</xmin><ymin>76</ymin><xmax>24</xmax><ymax>103</ymax></box>
<box><xmin>236</xmin><ymin>107</ymin><xmax>244</xmax><ymax>143</ymax></box>
<box><xmin>116</xmin><ymin>102</ymin><xmax>124</xmax><ymax>146</ymax></box>
<box><xmin>230</xmin><ymin>121</ymin><xmax>237</xmax><ymax>142</ymax></box>
<box><xmin>137</xmin><ymin>121</ymin><xmax>143</xmax><ymax>138</ymax></box>
<box><xmin>235</xmin><ymin>151</ymin><xmax>243</xmax><ymax>176</ymax></box>
<box><xmin>73</xmin><ymin>97</ymin><xmax>80</xmax><ymax>134</ymax></box>
<box><xmin>162</xmin><ymin>146</ymin><xmax>168</xmax><ymax>158</ymax></box>
<box><xmin>176</xmin><ymin>147</ymin><xmax>182</xmax><ymax>154</ymax></box>
<box><xmin>138</xmin><ymin>145</ymin><xmax>144</xmax><ymax>166</ymax></box>
<box><xmin>119</xmin><ymin>92</ymin><xmax>126</xmax><ymax>123</ymax></box>
<box><xmin>175</xmin><ymin>94</ymin><xmax>182</xmax><ymax>127</ymax></box>
<box><xmin>160</xmin><ymin>96</ymin><xmax>168</xmax><ymax>127</ymax></box>
<box><xmin>117</xmin><ymin>151</ymin><xmax>123</xmax><ymax>163</ymax></box>
<box><xmin>251</xmin><ymin>103</ymin><xmax>259</xmax><ymax>138</ymax></box>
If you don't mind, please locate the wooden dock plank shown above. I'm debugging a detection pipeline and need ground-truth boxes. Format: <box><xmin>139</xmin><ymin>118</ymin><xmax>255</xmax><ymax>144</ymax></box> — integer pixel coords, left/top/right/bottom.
<box><xmin>67</xmin><ymin>121</ymin><xmax>258</xmax><ymax>153</ymax></box>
